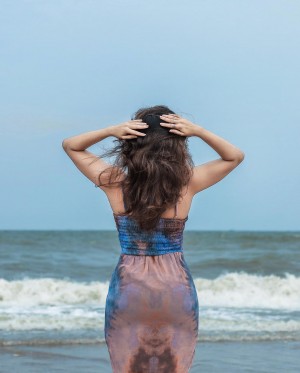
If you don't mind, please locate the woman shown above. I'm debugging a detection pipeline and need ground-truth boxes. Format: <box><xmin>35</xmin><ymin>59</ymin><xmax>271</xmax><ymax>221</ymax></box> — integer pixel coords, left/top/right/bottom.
<box><xmin>62</xmin><ymin>105</ymin><xmax>244</xmax><ymax>372</ymax></box>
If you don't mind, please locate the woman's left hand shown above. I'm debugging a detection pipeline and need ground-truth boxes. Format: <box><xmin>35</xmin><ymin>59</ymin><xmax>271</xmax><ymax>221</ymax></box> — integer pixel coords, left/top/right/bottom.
<box><xmin>159</xmin><ymin>114</ymin><xmax>200</xmax><ymax>137</ymax></box>
<box><xmin>109</xmin><ymin>120</ymin><xmax>149</xmax><ymax>140</ymax></box>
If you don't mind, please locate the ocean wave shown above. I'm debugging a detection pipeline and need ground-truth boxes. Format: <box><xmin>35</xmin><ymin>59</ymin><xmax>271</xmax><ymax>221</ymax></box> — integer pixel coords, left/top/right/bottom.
<box><xmin>1</xmin><ymin>332</ymin><xmax>300</xmax><ymax>346</ymax></box>
<box><xmin>0</xmin><ymin>272</ymin><xmax>299</xmax><ymax>310</ymax></box>
<box><xmin>1</xmin><ymin>308</ymin><xmax>299</xmax><ymax>334</ymax></box>
<box><xmin>0</xmin><ymin>278</ymin><xmax>108</xmax><ymax>307</ymax></box>
<box><xmin>194</xmin><ymin>271</ymin><xmax>300</xmax><ymax>310</ymax></box>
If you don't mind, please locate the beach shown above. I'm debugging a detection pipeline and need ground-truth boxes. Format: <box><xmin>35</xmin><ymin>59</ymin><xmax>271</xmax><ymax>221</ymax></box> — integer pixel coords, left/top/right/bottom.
<box><xmin>1</xmin><ymin>341</ymin><xmax>299</xmax><ymax>373</ymax></box>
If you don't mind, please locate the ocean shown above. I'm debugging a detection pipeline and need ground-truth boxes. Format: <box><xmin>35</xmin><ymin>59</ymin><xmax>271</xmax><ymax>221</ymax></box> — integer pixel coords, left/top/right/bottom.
<box><xmin>0</xmin><ymin>230</ymin><xmax>299</xmax><ymax>372</ymax></box>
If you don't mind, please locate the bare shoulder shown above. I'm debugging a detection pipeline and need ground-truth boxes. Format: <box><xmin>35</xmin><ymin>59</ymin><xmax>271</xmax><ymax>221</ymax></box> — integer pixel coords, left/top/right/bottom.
<box><xmin>99</xmin><ymin>169</ymin><xmax>126</xmax><ymax>193</ymax></box>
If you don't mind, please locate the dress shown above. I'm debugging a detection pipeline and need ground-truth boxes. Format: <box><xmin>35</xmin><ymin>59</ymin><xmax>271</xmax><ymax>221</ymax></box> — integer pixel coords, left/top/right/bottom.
<box><xmin>105</xmin><ymin>190</ymin><xmax>199</xmax><ymax>373</ymax></box>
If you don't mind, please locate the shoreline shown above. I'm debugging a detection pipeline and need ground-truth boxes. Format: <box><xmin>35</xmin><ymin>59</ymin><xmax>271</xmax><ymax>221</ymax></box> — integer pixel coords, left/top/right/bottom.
<box><xmin>1</xmin><ymin>340</ymin><xmax>299</xmax><ymax>373</ymax></box>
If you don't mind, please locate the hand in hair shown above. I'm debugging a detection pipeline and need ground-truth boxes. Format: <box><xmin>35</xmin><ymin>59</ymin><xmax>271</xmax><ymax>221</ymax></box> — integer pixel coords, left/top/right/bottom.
<box><xmin>110</xmin><ymin>119</ymin><xmax>149</xmax><ymax>140</ymax></box>
<box><xmin>159</xmin><ymin>114</ymin><xmax>201</xmax><ymax>137</ymax></box>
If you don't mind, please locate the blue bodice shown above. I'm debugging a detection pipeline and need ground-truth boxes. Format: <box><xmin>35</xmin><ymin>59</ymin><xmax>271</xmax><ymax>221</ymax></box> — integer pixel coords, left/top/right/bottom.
<box><xmin>113</xmin><ymin>213</ymin><xmax>188</xmax><ymax>256</ymax></box>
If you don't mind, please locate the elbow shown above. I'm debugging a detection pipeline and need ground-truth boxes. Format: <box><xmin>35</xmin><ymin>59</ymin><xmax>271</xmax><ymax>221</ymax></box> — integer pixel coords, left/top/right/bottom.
<box><xmin>229</xmin><ymin>151</ymin><xmax>245</xmax><ymax>165</ymax></box>
<box><xmin>236</xmin><ymin>151</ymin><xmax>245</xmax><ymax>163</ymax></box>
<box><xmin>62</xmin><ymin>139</ymin><xmax>70</xmax><ymax>150</ymax></box>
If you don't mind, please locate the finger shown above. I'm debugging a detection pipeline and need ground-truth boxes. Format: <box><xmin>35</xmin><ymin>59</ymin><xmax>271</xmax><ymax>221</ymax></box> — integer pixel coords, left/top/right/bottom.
<box><xmin>169</xmin><ymin>129</ymin><xmax>185</xmax><ymax>136</ymax></box>
<box><xmin>160</xmin><ymin>116</ymin><xmax>180</xmax><ymax>123</ymax></box>
<box><xmin>160</xmin><ymin>121</ymin><xmax>179</xmax><ymax>128</ymax></box>
<box><xmin>162</xmin><ymin>114</ymin><xmax>180</xmax><ymax>119</ymax></box>
<box><xmin>130</xmin><ymin>122</ymin><xmax>149</xmax><ymax>128</ymax></box>
<box><xmin>122</xmin><ymin>135</ymin><xmax>138</xmax><ymax>139</ymax></box>
<box><xmin>127</xmin><ymin>128</ymin><xmax>147</xmax><ymax>136</ymax></box>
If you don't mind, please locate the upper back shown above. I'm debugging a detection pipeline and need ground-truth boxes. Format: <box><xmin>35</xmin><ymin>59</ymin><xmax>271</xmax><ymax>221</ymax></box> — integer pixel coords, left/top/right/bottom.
<box><xmin>107</xmin><ymin>183</ymin><xmax>194</xmax><ymax>220</ymax></box>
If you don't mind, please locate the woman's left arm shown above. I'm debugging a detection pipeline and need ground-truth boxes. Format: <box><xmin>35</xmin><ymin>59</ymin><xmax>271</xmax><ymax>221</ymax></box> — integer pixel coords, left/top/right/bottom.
<box><xmin>62</xmin><ymin>119</ymin><xmax>148</xmax><ymax>190</ymax></box>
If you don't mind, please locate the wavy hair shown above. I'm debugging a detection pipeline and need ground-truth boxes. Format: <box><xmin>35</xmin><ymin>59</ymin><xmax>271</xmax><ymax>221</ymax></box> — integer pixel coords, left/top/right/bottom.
<box><xmin>94</xmin><ymin>105</ymin><xmax>194</xmax><ymax>231</ymax></box>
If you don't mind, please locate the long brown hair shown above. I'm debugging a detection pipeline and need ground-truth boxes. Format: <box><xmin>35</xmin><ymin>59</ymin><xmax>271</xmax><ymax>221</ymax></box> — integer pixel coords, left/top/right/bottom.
<box><xmin>94</xmin><ymin>105</ymin><xmax>194</xmax><ymax>231</ymax></box>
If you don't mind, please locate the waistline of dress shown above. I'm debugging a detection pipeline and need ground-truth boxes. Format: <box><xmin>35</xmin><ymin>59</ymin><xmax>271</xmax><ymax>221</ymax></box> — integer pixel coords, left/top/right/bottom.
<box><xmin>120</xmin><ymin>247</ymin><xmax>183</xmax><ymax>256</ymax></box>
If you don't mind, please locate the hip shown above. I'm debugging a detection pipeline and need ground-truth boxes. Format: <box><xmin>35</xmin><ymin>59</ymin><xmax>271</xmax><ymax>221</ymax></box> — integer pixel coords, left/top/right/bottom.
<box><xmin>106</xmin><ymin>252</ymin><xmax>199</xmax><ymax>315</ymax></box>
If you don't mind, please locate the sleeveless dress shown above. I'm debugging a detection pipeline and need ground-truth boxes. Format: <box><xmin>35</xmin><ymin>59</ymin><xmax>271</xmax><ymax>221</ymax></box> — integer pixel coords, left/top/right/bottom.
<box><xmin>105</xmin><ymin>190</ymin><xmax>199</xmax><ymax>373</ymax></box>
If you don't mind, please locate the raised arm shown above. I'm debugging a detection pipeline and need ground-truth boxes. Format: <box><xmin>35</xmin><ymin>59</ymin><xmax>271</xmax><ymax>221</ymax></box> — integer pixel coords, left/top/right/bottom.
<box><xmin>189</xmin><ymin>126</ymin><xmax>244</xmax><ymax>195</ymax></box>
<box><xmin>61</xmin><ymin>119</ymin><xmax>149</xmax><ymax>190</ymax></box>
<box><xmin>159</xmin><ymin>114</ymin><xmax>245</xmax><ymax>196</ymax></box>
<box><xmin>62</xmin><ymin>127</ymin><xmax>114</xmax><ymax>189</ymax></box>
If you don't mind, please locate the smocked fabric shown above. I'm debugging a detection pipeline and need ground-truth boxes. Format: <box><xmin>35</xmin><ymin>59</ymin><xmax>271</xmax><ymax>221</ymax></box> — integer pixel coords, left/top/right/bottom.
<box><xmin>113</xmin><ymin>213</ymin><xmax>188</xmax><ymax>256</ymax></box>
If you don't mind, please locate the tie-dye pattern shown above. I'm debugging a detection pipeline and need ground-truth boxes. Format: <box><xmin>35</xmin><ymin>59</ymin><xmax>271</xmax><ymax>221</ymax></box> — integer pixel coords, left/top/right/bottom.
<box><xmin>105</xmin><ymin>214</ymin><xmax>199</xmax><ymax>373</ymax></box>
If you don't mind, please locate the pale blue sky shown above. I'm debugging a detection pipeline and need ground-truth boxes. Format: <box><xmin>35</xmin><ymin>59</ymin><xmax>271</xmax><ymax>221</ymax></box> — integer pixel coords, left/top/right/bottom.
<box><xmin>1</xmin><ymin>0</ymin><xmax>299</xmax><ymax>230</ymax></box>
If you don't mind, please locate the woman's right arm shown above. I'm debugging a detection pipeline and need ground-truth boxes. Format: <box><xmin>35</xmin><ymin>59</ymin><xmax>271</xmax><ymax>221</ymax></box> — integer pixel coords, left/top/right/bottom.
<box><xmin>159</xmin><ymin>114</ymin><xmax>245</xmax><ymax>195</ymax></box>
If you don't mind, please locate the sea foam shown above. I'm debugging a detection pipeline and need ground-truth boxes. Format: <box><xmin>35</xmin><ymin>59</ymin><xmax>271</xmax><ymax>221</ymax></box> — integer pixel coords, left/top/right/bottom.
<box><xmin>0</xmin><ymin>272</ymin><xmax>299</xmax><ymax>310</ymax></box>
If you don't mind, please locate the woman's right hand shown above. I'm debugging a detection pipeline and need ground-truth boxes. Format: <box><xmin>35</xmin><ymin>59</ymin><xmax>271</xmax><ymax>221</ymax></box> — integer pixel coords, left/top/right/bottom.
<box><xmin>159</xmin><ymin>114</ymin><xmax>201</xmax><ymax>137</ymax></box>
<box><xmin>110</xmin><ymin>119</ymin><xmax>149</xmax><ymax>140</ymax></box>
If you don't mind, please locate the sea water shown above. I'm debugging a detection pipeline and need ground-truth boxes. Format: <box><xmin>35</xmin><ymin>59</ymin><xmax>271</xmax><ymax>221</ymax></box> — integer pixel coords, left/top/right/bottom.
<box><xmin>0</xmin><ymin>230</ymin><xmax>299</xmax><ymax>346</ymax></box>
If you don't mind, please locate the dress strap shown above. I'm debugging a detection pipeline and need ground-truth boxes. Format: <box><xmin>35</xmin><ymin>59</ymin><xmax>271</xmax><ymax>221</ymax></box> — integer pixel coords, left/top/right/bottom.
<box><xmin>174</xmin><ymin>201</ymin><xmax>178</xmax><ymax>218</ymax></box>
<box><xmin>121</xmin><ymin>184</ymin><xmax>126</xmax><ymax>210</ymax></box>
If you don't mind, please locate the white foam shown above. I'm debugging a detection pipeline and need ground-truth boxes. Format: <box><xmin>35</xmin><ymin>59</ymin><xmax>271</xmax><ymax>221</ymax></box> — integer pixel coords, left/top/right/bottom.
<box><xmin>0</xmin><ymin>307</ymin><xmax>104</xmax><ymax>331</ymax></box>
<box><xmin>1</xmin><ymin>272</ymin><xmax>299</xmax><ymax>310</ymax></box>
<box><xmin>0</xmin><ymin>278</ymin><xmax>109</xmax><ymax>307</ymax></box>
<box><xmin>0</xmin><ymin>306</ymin><xmax>299</xmax><ymax>338</ymax></box>
<box><xmin>194</xmin><ymin>272</ymin><xmax>300</xmax><ymax>310</ymax></box>
<box><xmin>0</xmin><ymin>272</ymin><xmax>299</xmax><ymax>339</ymax></box>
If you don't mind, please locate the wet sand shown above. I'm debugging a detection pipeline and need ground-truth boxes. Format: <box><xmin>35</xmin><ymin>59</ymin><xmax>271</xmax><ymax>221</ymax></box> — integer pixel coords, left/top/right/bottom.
<box><xmin>1</xmin><ymin>341</ymin><xmax>299</xmax><ymax>373</ymax></box>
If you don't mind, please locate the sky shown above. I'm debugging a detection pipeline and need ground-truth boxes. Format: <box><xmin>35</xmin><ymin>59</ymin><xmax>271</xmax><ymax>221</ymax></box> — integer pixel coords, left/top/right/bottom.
<box><xmin>1</xmin><ymin>0</ymin><xmax>299</xmax><ymax>231</ymax></box>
